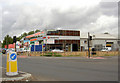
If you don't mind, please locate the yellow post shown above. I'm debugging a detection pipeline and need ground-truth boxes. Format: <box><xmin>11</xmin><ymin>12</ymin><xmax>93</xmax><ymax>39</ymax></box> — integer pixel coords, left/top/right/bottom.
<box><xmin>6</xmin><ymin>52</ymin><xmax>18</xmax><ymax>76</ymax></box>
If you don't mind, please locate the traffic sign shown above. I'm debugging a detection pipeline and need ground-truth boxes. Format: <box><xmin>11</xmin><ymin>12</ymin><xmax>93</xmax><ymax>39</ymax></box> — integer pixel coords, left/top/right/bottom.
<box><xmin>10</xmin><ymin>53</ymin><xmax>17</xmax><ymax>61</ymax></box>
<box><xmin>6</xmin><ymin>52</ymin><xmax>18</xmax><ymax>76</ymax></box>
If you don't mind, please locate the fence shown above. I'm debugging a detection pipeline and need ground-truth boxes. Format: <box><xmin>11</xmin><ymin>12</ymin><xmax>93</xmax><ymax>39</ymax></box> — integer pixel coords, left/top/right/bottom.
<box><xmin>17</xmin><ymin>51</ymin><xmax>119</xmax><ymax>57</ymax></box>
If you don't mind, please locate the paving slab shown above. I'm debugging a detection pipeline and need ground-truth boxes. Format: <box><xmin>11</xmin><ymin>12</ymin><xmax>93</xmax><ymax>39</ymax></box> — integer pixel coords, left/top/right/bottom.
<box><xmin>1</xmin><ymin>67</ymin><xmax>32</xmax><ymax>81</ymax></box>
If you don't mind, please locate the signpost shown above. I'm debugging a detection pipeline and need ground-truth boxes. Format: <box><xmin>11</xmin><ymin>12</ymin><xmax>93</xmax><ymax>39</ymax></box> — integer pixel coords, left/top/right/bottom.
<box><xmin>6</xmin><ymin>52</ymin><xmax>18</xmax><ymax>76</ymax></box>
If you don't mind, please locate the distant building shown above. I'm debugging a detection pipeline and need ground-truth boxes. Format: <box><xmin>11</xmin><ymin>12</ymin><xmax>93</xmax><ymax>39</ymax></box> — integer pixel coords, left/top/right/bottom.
<box><xmin>24</xmin><ymin>29</ymin><xmax>80</xmax><ymax>52</ymax></box>
<box><xmin>23</xmin><ymin>29</ymin><xmax>119</xmax><ymax>52</ymax></box>
<box><xmin>80</xmin><ymin>33</ymin><xmax>119</xmax><ymax>51</ymax></box>
<box><xmin>43</xmin><ymin>29</ymin><xmax>80</xmax><ymax>51</ymax></box>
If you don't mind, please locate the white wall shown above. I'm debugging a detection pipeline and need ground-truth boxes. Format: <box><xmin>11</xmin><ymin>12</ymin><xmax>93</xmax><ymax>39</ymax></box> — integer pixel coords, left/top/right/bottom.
<box><xmin>80</xmin><ymin>39</ymin><xmax>88</xmax><ymax>50</ymax></box>
<box><xmin>80</xmin><ymin>39</ymin><xmax>118</xmax><ymax>51</ymax></box>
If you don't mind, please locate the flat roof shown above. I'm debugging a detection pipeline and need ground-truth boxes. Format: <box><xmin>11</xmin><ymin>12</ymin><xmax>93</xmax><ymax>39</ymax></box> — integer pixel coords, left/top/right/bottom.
<box><xmin>80</xmin><ymin>33</ymin><xmax>117</xmax><ymax>39</ymax></box>
<box><xmin>47</xmin><ymin>29</ymin><xmax>80</xmax><ymax>31</ymax></box>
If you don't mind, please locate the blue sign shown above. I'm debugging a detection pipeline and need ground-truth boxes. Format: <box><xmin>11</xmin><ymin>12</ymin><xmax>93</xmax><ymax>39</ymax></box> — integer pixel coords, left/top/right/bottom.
<box><xmin>10</xmin><ymin>53</ymin><xmax>17</xmax><ymax>60</ymax></box>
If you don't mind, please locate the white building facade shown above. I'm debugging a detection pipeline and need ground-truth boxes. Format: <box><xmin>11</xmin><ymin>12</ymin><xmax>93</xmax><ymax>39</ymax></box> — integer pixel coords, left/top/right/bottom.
<box><xmin>80</xmin><ymin>33</ymin><xmax>119</xmax><ymax>51</ymax></box>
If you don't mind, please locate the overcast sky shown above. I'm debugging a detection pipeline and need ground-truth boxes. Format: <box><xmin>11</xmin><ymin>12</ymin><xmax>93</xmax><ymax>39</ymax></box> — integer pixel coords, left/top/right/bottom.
<box><xmin>0</xmin><ymin>0</ymin><xmax>119</xmax><ymax>40</ymax></box>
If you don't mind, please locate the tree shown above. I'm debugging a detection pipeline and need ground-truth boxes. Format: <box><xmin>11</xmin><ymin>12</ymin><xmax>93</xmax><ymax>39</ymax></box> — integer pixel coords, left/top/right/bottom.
<box><xmin>16</xmin><ymin>32</ymin><xmax>28</xmax><ymax>41</ymax></box>
<box><xmin>104</xmin><ymin>32</ymin><xmax>109</xmax><ymax>34</ymax></box>
<box><xmin>2</xmin><ymin>35</ymin><xmax>13</xmax><ymax>48</ymax></box>
<box><xmin>22</xmin><ymin>32</ymin><xmax>28</xmax><ymax>37</ymax></box>
<box><xmin>35</xmin><ymin>29</ymin><xmax>40</xmax><ymax>33</ymax></box>
<box><xmin>28</xmin><ymin>31</ymin><xmax>34</xmax><ymax>35</ymax></box>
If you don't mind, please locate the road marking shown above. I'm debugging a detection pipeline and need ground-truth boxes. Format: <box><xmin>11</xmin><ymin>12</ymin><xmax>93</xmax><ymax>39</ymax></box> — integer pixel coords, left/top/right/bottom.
<box><xmin>90</xmin><ymin>57</ymin><xmax>105</xmax><ymax>59</ymax></box>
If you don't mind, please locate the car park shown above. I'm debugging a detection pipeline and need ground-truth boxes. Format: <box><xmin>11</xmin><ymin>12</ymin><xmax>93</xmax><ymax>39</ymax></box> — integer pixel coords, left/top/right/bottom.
<box><xmin>17</xmin><ymin>48</ymin><xmax>30</xmax><ymax>53</ymax></box>
<box><xmin>51</xmin><ymin>49</ymin><xmax>64</xmax><ymax>52</ymax></box>
<box><xmin>101</xmin><ymin>48</ymin><xmax>111</xmax><ymax>51</ymax></box>
<box><xmin>7</xmin><ymin>48</ymin><xmax>15</xmax><ymax>52</ymax></box>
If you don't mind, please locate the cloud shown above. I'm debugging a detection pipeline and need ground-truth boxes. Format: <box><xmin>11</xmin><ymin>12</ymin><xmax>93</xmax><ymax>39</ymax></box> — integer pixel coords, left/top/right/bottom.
<box><xmin>100</xmin><ymin>2</ymin><xmax>118</xmax><ymax>16</ymax></box>
<box><xmin>84</xmin><ymin>15</ymin><xmax>118</xmax><ymax>33</ymax></box>
<box><xmin>0</xmin><ymin>0</ymin><xmax>118</xmax><ymax>40</ymax></box>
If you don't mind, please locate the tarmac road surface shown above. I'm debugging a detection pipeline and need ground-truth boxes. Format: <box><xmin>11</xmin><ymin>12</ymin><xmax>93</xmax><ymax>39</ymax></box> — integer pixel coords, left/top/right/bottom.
<box><xmin>2</xmin><ymin>55</ymin><xmax>118</xmax><ymax>81</ymax></box>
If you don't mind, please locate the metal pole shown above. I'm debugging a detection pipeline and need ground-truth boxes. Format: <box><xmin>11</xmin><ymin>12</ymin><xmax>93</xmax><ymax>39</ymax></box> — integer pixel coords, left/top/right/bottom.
<box><xmin>15</xmin><ymin>42</ymin><xmax>16</xmax><ymax>52</ymax></box>
<box><xmin>79</xmin><ymin>32</ymin><xmax>81</xmax><ymax>51</ymax></box>
<box><xmin>88</xmin><ymin>32</ymin><xmax>90</xmax><ymax>58</ymax></box>
<box><xmin>46</xmin><ymin>38</ymin><xmax>47</xmax><ymax>51</ymax></box>
<box><xmin>6</xmin><ymin>37</ymin><xmax>7</xmax><ymax>49</ymax></box>
<box><xmin>6</xmin><ymin>36</ymin><xmax>8</xmax><ymax>49</ymax></box>
<box><xmin>27</xmin><ymin>43</ymin><xmax>29</xmax><ymax>56</ymax></box>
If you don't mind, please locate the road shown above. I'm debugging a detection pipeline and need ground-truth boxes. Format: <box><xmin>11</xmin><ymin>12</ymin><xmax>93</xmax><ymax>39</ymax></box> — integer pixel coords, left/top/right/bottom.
<box><xmin>2</xmin><ymin>55</ymin><xmax>118</xmax><ymax>81</ymax></box>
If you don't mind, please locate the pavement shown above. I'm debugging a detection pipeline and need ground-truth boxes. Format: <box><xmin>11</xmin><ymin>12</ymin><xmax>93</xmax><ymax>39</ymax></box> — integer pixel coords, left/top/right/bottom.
<box><xmin>0</xmin><ymin>54</ymin><xmax>32</xmax><ymax>81</ymax></box>
<box><xmin>0</xmin><ymin>67</ymin><xmax>32</xmax><ymax>81</ymax></box>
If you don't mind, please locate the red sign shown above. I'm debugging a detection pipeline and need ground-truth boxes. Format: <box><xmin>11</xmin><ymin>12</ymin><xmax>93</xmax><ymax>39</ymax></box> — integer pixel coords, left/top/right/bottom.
<box><xmin>5</xmin><ymin>45</ymin><xmax>7</xmax><ymax>48</ymax></box>
<box><xmin>41</xmin><ymin>31</ymin><xmax>44</xmax><ymax>34</ymax></box>
<box><xmin>43</xmin><ymin>37</ymin><xmax>46</xmax><ymax>39</ymax></box>
<box><xmin>30</xmin><ymin>38</ymin><xmax>37</xmax><ymax>41</ymax></box>
<box><xmin>5</xmin><ymin>43</ymin><xmax>15</xmax><ymax>49</ymax></box>
<box><xmin>48</xmin><ymin>36</ymin><xmax>50</xmax><ymax>39</ymax></box>
<box><xmin>26</xmin><ymin>32</ymin><xmax>41</xmax><ymax>38</ymax></box>
<box><xmin>26</xmin><ymin>34</ymin><xmax>34</xmax><ymax>38</ymax></box>
<box><xmin>34</xmin><ymin>32</ymin><xmax>40</xmax><ymax>36</ymax></box>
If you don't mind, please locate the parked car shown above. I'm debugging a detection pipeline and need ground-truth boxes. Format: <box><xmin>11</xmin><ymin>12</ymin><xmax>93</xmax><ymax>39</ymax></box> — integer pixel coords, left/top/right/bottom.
<box><xmin>17</xmin><ymin>48</ymin><xmax>30</xmax><ymax>53</ymax></box>
<box><xmin>101</xmin><ymin>48</ymin><xmax>110</xmax><ymax>51</ymax></box>
<box><xmin>18</xmin><ymin>48</ymin><xmax>24</xmax><ymax>53</ymax></box>
<box><xmin>7</xmin><ymin>48</ymin><xmax>15</xmax><ymax>52</ymax></box>
<box><xmin>51</xmin><ymin>49</ymin><xmax>64</xmax><ymax>52</ymax></box>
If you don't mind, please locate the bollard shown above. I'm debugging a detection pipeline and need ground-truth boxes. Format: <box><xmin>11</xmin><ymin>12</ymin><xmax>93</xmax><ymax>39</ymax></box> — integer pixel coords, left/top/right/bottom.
<box><xmin>6</xmin><ymin>52</ymin><xmax>18</xmax><ymax>76</ymax></box>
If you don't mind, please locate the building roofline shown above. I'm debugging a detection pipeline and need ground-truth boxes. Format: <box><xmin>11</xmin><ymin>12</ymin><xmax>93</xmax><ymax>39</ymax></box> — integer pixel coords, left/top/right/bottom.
<box><xmin>47</xmin><ymin>29</ymin><xmax>80</xmax><ymax>31</ymax></box>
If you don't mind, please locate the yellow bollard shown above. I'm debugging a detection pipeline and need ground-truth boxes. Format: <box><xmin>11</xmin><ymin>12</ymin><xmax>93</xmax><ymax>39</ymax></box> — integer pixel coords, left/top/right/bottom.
<box><xmin>6</xmin><ymin>52</ymin><xmax>18</xmax><ymax>76</ymax></box>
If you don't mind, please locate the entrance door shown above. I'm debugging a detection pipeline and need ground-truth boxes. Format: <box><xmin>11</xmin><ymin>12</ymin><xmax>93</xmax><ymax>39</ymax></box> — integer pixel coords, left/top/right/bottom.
<box><xmin>72</xmin><ymin>44</ymin><xmax>78</xmax><ymax>51</ymax></box>
<box><xmin>81</xmin><ymin>46</ymin><xmax>84</xmax><ymax>51</ymax></box>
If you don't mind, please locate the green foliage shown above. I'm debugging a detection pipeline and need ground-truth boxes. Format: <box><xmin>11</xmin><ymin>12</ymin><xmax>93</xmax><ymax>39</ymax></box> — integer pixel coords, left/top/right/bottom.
<box><xmin>28</xmin><ymin>31</ymin><xmax>35</xmax><ymax>35</ymax></box>
<box><xmin>40</xmin><ymin>54</ymin><xmax>42</xmax><ymax>56</ymax></box>
<box><xmin>43</xmin><ymin>52</ymin><xmax>62</xmax><ymax>57</ymax></box>
<box><xmin>44</xmin><ymin>52</ymin><xmax>52</xmax><ymax>57</ymax></box>
<box><xmin>104</xmin><ymin>54</ymin><xmax>114</xmax><ymax>56</ymax></box>
<box><xmin>54</xmin><ymin>54</ymin><xmax>62</xmax><ymax>57</ymax></box>
<box><xmin>2</xmin><ymin>35</ymin><xmax>13</xmax><ymax>48</ymax></box>
<box><xmin>16</xmin><ymin>32</ymin><xmax>28</xmax><ymax>41</ymax></box>
<box><xmin>35</xmin><ymin>29</ymin><xmax>40</xmax><ymax>33</ymax></box>
<box><xmin>2</xmin><ymin>29</ymin><xmax>41</xmax><ymax>48</ymax></box>
<box><xmin>22</xmin><ymin>32</ymin><xmax>28</xmax><ymax>38</ymax></box>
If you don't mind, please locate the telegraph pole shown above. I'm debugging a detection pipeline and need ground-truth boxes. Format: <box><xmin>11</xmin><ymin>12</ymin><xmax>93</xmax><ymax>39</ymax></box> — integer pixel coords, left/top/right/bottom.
<box><xmin>88</xmin><ymin>32</ymin><xmax>90</xmax><ymax>58</ymax></box>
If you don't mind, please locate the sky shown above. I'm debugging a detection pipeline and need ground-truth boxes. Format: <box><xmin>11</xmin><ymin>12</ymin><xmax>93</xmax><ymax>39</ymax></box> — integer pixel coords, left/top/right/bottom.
<box><xmin>0</xmin><ymin>0</ymin><xmax>119</xmax><ymax>41</ymax></box>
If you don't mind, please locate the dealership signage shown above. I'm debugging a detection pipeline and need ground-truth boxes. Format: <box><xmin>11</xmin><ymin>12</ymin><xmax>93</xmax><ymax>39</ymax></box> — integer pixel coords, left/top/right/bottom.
<box><xmin>44</xmin><ymin>39</ymin><xmax>55</xmax><ymax>44</ymax></box>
